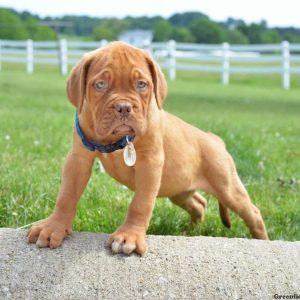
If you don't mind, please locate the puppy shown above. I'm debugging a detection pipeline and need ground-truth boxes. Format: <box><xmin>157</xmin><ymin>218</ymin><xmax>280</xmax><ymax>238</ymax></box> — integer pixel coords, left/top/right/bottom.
<box><xmin>27</xmin><ymin>42</ymin><xmax>268</xmax><ymax>255</ymax></box>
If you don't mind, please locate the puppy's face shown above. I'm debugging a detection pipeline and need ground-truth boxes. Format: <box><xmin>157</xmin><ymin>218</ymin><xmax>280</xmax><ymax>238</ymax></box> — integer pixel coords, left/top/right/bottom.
<box><xmin>67</xmin><ymin>42</ymin><xmax>167</xmax><ymax>142</ymax></box>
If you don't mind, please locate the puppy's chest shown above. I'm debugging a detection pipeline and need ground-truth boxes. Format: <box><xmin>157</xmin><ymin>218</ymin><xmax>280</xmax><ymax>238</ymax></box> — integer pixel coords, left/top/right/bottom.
<box><xmin>97</xmin><ymin>151</ymin><xmax>135</xmax><ymax>189</ymax></box>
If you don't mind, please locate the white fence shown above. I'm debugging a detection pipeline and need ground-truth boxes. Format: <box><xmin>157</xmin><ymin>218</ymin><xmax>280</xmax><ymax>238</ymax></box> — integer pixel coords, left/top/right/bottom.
<box><xmin>1</xmin><ymin>39</ymin><xmax>300</xmax><ymax>89</ymax></box>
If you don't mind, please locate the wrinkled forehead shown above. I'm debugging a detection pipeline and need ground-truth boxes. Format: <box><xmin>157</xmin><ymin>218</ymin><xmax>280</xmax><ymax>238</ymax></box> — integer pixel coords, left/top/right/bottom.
<box><xmin>87</xmin><ymin>44</ymin><xmax>150</xmax><ymax>79</ymax></box>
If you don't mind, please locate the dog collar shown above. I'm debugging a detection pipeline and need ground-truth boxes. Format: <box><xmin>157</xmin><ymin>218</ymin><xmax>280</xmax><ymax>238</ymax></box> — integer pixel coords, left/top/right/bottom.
<box><xmin>75</xmin><ymin>112</ymin><xmax>135</xmax><ymax>153</ymax></box>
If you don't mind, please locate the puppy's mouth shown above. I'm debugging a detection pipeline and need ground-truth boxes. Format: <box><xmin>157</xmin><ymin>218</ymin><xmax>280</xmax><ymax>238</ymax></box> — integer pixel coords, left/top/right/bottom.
<box><xmin>112</xmin><ymin>125</ymin><xmax>135</xmax><ymax>136</ymax></box>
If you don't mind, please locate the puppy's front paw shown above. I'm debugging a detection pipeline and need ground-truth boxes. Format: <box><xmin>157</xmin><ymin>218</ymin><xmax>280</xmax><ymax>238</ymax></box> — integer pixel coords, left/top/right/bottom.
<box><xmin>107</xmin><ymin>227</ymin><xmax>146</xmax><ymax>256</ymax></box>
<box><xmin>27</xmin><ymin>216</ymin><xmax>72</xmax><ymax>249</ymax></box>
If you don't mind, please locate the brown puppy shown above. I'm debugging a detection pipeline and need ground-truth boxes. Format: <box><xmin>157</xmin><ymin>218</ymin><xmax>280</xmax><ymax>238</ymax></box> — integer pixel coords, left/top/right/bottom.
<box><xmin>27</xmin><ymin>42</ymin><xmax>268</xmax><ymax>255</ymax></box>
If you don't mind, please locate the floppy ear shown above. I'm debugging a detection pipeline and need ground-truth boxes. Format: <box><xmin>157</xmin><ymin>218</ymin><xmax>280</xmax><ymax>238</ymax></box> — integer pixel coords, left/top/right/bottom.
<box><xmin>66</xmin><ymin>54</ymin><xmax>93</xmax><ymax>113</ymax></box>
<box><xmin>145</xmin><ymin>54</ymin><xmax>168</xmax><ymax>109</ymax></box>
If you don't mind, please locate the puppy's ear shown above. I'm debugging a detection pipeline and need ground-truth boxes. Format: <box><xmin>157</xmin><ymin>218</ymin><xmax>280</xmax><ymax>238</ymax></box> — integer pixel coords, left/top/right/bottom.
<box><xmin>66</xmin><ymin>54</ymin><xmax>93</xmax><ymax>113</ymax></box>
<box><xmin>146</xmin><ymin>54</ymin><xmax>168</xmax><ymax>109</ymax></box>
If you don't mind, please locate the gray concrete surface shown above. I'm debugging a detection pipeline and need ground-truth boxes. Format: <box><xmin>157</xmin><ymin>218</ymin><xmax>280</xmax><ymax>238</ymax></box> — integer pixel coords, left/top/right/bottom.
<box><xmin>0</xmin><ymin>228</ymin><xmax>299</xmax><ymax>300</ymax></box>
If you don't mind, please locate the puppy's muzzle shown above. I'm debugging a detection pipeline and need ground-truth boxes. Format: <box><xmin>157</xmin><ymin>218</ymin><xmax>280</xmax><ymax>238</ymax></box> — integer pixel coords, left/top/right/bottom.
<box><xmin>114</xmin><ymin>102</ymin><xmax>132</xmax><ymax>119</ymax></box>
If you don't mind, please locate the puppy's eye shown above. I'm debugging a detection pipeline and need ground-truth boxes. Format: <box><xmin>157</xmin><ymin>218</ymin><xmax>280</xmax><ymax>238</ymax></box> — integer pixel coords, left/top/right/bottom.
<box><xmin>95</xmin><ymin>80</ymin><xmax>108</xmax><ymax>91</ymax></box>
<box><xmin>136</xmin><ymin>80</ymin><xmax>147</xmax><ymax>91</ymax></box>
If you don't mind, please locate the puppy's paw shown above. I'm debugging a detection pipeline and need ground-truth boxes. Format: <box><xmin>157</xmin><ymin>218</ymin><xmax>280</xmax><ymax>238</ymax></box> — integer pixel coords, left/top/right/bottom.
<box><xmin>107</xmin><ymin>227</ymin><xmax>146</xmax><ymax>256</ymax></box>
<box><xmin>27</xmin><ymin>216</ymin><xmax>72</xmax><ymax>249</ymax></box>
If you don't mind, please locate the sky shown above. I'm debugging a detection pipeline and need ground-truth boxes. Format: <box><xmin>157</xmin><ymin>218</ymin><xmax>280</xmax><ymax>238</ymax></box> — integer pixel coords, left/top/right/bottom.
<box><xmin>1</xmin><ymin>0</ymin><xmax>300</xmax><ymax>27</ymax></box>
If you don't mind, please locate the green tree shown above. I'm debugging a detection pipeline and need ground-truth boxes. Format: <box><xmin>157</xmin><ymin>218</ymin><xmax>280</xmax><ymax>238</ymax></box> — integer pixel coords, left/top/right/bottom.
<box><xmin>169</xmin><ymin>12</ymin><xmax>207</xmax><ymax>27</ymax></box>
<box><xmin>124</xmin><ymin>16</ymin><xmax>164</xmax><ymax>30</ymax></box>
<box><xmin>93</xmin><ymin>24</ymin><xmax>116</xmax><ymax>41</ymax></box>
<box><xmin>226</xmin><ymin>29</ymin><xmax>249</xmax><ymax>44</ymax></box>
<box><xmin>286</xmin><ymin>34</ymin><xmax>300</xmax><ymax>43</ymax></box>
<box><xmin>93</xmin><ymin>19</ymin><xmax>129</xmax><ymax>41</ymax></box>
<box><xmin>238</xmin><ymin>21</ymin><xmax>282</xmax><ymax>44</ymax></box>
<box><xmin>25</xmin><ymin>17</ymin><xmax>56</xmax><ymax>40</ymax></box>
<box><xmin>238</xmin><ymin>21</ymin><xmax>267</xmax><ymax>44</ymax></box>
<box><xmin>261</xmin><ymin>30</ymin><xmax>281</xmax><ymax>43</ymax></box>
<box><xmin>0</xmin><ymin>9</ymin><xmax>28</xmax><ymax>40</ymax></box>
<box><xmin>247</xmin><ymin>23</ymin><xmax>265</xmax><ymax>43</ymax></box>
<box><xmin>171</xmin><ymin>27</ymin><xmax>195</xmax><ymax>43</ymax></box>
<box><xmin>153</xmin><ymin>20</ymin><xmax>173</xmax><ymax>41</ymax></box>
<box><xmin>189</xmin><ymin>18</ymin><xmax>225</xmax><ymax>43</ymax></box>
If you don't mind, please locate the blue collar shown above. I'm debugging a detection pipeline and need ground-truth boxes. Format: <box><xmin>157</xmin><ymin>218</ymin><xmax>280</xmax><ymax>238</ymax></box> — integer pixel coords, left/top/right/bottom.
<box><xmin>75</xmin><ymin>112</ymin><xmax>135</xmax><ymax>153</ymax></box>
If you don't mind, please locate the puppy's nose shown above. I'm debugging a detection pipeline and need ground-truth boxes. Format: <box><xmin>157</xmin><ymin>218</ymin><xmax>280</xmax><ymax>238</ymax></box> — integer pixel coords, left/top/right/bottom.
<box><xmin>114</xmin><ymin>102</ymin><xmax>132</xmax><ymax>116</ymax></box>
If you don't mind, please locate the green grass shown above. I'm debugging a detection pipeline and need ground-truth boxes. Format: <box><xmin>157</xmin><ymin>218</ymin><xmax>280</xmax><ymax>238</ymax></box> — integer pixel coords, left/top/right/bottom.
<box><xmin>0</xmin><ymin>63</ymin><xmax>299</xmax><ymax>241</ymax></box>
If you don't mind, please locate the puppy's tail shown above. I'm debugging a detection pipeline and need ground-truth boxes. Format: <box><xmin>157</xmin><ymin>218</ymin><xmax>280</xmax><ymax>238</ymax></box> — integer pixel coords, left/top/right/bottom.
<box><xmin>218</xmin><ymin>203</ymin><xmax>231</xmax><ymax>228</ymax></box>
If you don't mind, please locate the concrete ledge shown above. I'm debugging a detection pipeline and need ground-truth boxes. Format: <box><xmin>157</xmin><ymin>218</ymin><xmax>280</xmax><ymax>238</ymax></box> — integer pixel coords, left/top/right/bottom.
<box><xmin>0</xmin><ymin>228</ymin><xmax>299</xmax><ymax>299</ymax></box>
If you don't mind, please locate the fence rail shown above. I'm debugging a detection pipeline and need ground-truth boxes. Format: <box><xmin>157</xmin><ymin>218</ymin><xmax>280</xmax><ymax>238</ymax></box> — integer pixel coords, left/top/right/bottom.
<box><xmin>1</xmin><ymin>39</ymin><xmax>300</xmax><ymax>89</ymax></box>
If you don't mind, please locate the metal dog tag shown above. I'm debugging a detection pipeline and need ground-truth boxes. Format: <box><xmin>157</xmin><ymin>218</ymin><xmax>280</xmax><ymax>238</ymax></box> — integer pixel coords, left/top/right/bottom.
<box><xmin>123</xmin><ymin>142</ymin><xmax>136</xmax><ymax>166</ymax></box>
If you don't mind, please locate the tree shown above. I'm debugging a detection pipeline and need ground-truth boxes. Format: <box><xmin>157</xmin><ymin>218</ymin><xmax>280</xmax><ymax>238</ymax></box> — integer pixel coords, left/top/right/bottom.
<box><xmin>0</xmin><ymin>9</ymin><xmax>28</xmax><ymax>40</ymax></box>
<box><xmin>171</xmin><ymin>27</ymin><xmax>195</xmax><ymax>43</ymax></box>
<box><xmin>124</xmin><ymin>16</ymin><xmax>164</xmax><ymax>30</ymax></box>
<box><xmin>169</xmin><ymin>12</ymin><xmax>207</xmax><ymax>27</ymax></box>
<box><xmin>275</xmin><ymin>27</ymin><xmax>300</xmax><ymax>43</ymax></box>
<box><xmin>226</xmin><ymin>29</ymin><xmax>249</xmax><ymax>44</ymax></box>
<box><xmin>93</xmin><ymin>25</ymin><xmax>117</xmax><ymax>41</ymax></box>
<box><xmin>25</xmin><ymin>17</ymin><xmax>56</xmax><ymax>40</ymax></box>
<box><xmin>238</xmin><ymin>21</ymin><xmax>283</xmax><ymax>44</ymax></box>
<box><xmin>189</xmin><ymin>18</ymin><xmax>225</xmax><ymax>43</ymax></box>
<box><xmin>153</xmin><ymin>20</ymin><xmax>173</xmax><ymax>41</ymax></box>
<box><xmin>261</xmin><ymin>30</ymin><xmax>281</xmax><ymax>43</ymax></box>
<box><xmin>93</xmin><ymin>19</ymin><xmax>128</xmax><ymax>41</ymax></box>
<box><xmin>1</xmin><ymin>8</ymin><xmax>299</xmax><ymax>44</ymax></box>
<box><xmin>223</xmin><ymin>17</ymin><xmax>245</xmax><ymax>30</ymax></box>
<box><xmin>247</xmin><ymin>23</ymin><xmax>265</xmax><ymax>43</ymax></box>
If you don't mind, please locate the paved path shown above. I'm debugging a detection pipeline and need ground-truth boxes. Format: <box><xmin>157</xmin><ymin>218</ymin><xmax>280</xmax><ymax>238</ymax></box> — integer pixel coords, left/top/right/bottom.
<box><xmin>0</xmin><ymin>228</ymin><xmax>299</xmax><ymax>299</ymax></box>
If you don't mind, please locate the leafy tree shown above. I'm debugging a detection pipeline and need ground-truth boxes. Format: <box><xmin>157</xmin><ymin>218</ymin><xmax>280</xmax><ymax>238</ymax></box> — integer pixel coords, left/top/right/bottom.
<box><xmin>290</xmin><ymin>35</ymin><xmax>300</xmax><ymax>42</ymax></box>
<box><xmin>171</xmin><ymin>27</ymin><xmax>195</xmax><ymax>43</ymax></box>
<box><xmin>20</xmin><ymin>10</ymin><xmax>39</xmax><ymax>22</ymax></box>
<box><xmin>59</xmin><ymin>15</ymin><xmax>100</xmax><ymax>36</ymax></box>
<box><xmin>0</xmin><ymin>8</ymin><xmax>28</xmax><ymax>39</ymax></box>
<box><xmin>238</xmin><ymin>21</ymin><xmax>283</xmax><ymax>44</ymax></box>
<box><xmin>153</xmin><ymin>20</ymin><xmax>173</xmax><ymax>41</ymax></box>
<box><xmin>282</xmin><ymin>32</ymin><xmax>300</xmax><ymax>43</ymax></box>
<box><xmin>261</xmin><ymin>30</ymin><xmax>281</xmax><ymax>43</ymax></box>
<box><xmin>124</xmin><ymin>16</ymin><xmax>164</xmax><ymax>30</ymax></box>
<box><xmin>93</xmin><ymin>25</ymin><xmax>117</xmax><ymax>41</ymax></box>
<box><xmin>189</xmin><ymin>17</ymin><xmax>225</xmax><ymax>43</ymax></box>
<box><xmin>169</xmin><ymin>12</ymin><xmax>207</xmax><ymax>27</ymax></box>
<box><xmin>238</xmin><ymin>21</ymin><xmax>268</xmax><ymax>44</ymax></box>
<box><xmin>247</xmin><ymin>23</ymin><xmax>265</xmax><ymax>43</ymax></box>
<box><xmin>222</xmin><ymin>17</ymin><xmax>245</xmax><ymax>30</ymax></box>
<box><xmin>1</xmin><ymin>8</ymin><xmax>300</xmax><ymax>44</ymax></box>
<box><xmin>25</xmin><ymin>17</ymin><xmax>56</xmax><ymax>40</ymax></box>
<box><xmin>226</xmin><ymin>29</ymin><xmax>249</xmax><ymax>44</ymax></box>
<box><xmin>275</xmin><ymin>27</ymin><xmax>300</xmax><ymax>42</ymax></box>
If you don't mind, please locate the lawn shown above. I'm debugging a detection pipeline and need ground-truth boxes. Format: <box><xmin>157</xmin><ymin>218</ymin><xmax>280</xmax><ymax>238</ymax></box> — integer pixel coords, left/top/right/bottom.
<box><xmin>0</xmin><ymin>64</ymin><xmax>299</xmax><ymax>241</ymax></box>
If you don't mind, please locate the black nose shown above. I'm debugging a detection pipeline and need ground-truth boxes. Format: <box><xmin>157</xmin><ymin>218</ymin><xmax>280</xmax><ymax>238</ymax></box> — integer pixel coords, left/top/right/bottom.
<box><xmin>114</xmin><ymin>103</ymin><xmax>132</xmax><ymax>115</ymax></box>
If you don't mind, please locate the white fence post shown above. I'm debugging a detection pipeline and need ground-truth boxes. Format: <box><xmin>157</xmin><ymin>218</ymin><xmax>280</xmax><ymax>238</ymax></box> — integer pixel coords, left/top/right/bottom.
<box><xmin>26</xmin><ymin>39</ymin><xmax>33</xmax><ymax>74</ymax></box>
<box><xmin>59</xmin><ymin>39</ymin><xmax>68</xmax><ymax>75</ymax></box>
<box><xmin>282</xmin><ymin>41</ymin><xmax>290</xmax><ymax>90</ymax></box>
<box><xmin>100</xmin><ymin>39</ymin><xmax>108</xmax><ymax>48</ymax></box>
<box><xmin>222</xmin><ymin>42</ymin><xmax>230</xmax><ymax>85</ymax></box>
<box><xmin>168</xmin><ymin>40</ymin><xmax>176</xmax><ymax>80</ymax></box>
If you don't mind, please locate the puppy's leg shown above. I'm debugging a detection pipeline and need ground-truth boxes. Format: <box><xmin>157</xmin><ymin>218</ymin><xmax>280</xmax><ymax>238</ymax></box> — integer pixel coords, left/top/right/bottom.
<box><xmin>205</xmin><ymin>150</ymin><xmax>268</xmax><ymax>240</ymax></box>
<box><xmin>218</xmin><ymin>202</ymin><xmax>231</xmax><ymax>228</ymax></box>
<box><xmin>107</xmin><ymin>154</ymin><xmax>164</xmax><ymax>256</ymax></box>
<box><xmin>170</xmin><ymin>191</ymin><xmax>207</xmax><ymax>223</ymax></box>
<box><xmin>27</xmin><ymin>147</ymin><xmax>95</xmax><ymax>248</ymax></box>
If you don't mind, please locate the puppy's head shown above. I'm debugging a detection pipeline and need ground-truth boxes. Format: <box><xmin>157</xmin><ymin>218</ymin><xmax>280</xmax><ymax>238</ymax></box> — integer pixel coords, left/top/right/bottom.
<box><xmin>67</xmin><ymin>42</ymin><xmax>167</xmax><ymax>142</ymax></box>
